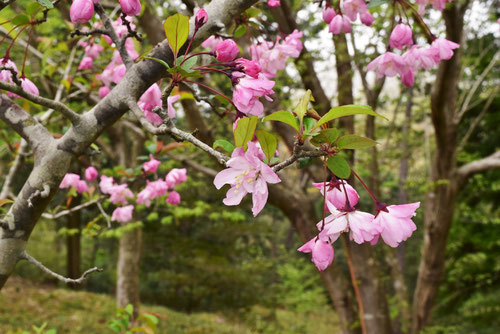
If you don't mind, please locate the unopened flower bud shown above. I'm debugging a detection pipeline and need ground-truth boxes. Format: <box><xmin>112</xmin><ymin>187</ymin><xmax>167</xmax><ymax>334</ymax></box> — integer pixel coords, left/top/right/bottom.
<box><xmin>195</xmin><ymin>9</ymin><xmax>208</xmax><ymax>29</ymax></box>
<box><xmin>70</xmin><ymin>0</ymin><xmax>95</xmax><ymax>24</ymax></box>
<box><xmin>215</xmin><ymin>40</ymin><xmax>239</xmax><ymax>62</ymax></box>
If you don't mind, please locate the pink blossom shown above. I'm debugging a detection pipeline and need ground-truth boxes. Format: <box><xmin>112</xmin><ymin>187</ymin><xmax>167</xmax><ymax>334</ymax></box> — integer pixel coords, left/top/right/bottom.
<box><xmin>99</xmin><ymin>175</ymin><xmax>115</xmax><ymax>194</ymax></box>
<box><xmin>201</xmin><ymin>36</ymin><xmax>223</xmax><ymax>50</ymax></box>
<box><xmin>375</xmin><ymin>202</ymin><xmax>420</xmax><ymax>247</ymax></box>
<box><xmin>143</xmin><ymin>154</ymin><xmax>161</xmax><ymax>174</ymax></box>
<box><xmin>112</xmin><ymin>205</ymin><xmax>134</xmax><ymax>223</ymax></box>
<box><xmin>329</xmin><ymin>15</ymin><xmax>351</xmax><ymax>34</ymax></box>
<box><xmin>137</xmin><ymin>179</ymin><xmax>168</xmax><ymax>207</ymax></box>
<box><xmin>108</xmin><ymin>183</ymin><xmax>134</xmax><ymax>205</ymax></box>
<box><xmin>0</xmin><ymin>58</ymin><xmax>17</xmax><ymax>83</ymax></box>
<box><xmin>167</xmin><ymin>95</ymin><xmax>181</xmax><ymax>118</ymax></box>
<box><xmin>84</xmin><ymin>43</ymin><xmax>103</xmax><ymax>59</ymax></box>
<box><xmin>318</xmin><ymin>210</ymin><xmax>381</xmax><ymax>244</ymax></box>
<box><xmin>20</xmin><ymin>78</ymin><xmax>39</xmax><ymax>96</ymax></box>
<box><xmin>99</xmin><ymin>86</ymin><xmax>110</xmax><ymax>98</ymax></box>
<box><xmin>138</xmin><ymin>84</ymin><xmax>163</xmax><ymax>125</ymax></box>
<box><xmin>298</xmin><ymin>238</ymin><xmax>334</xmax><ymax>271</ymax></box>
<box><xmin>390</xmin><ymin>24</ymin><xmax>413</xmax><ymax>50</ymax></box>
<box><xmin>78</xmin><ymin>56</ymin><xmax>93</xmax><ymax>70</ymax></box>
<box><xmin>322</xmin><ymin>7</ymin><xmax>336</xmax><ymax>24</ymax></box>
<box><xmin>360</xmin><ymin>11</ymin><xmax>374</xmax><ymax>26</ymax></box>
<box><xmin>70</xmin><ymin>0</ymin><xmax>94</xmax><ymax>24</ymax></box>
<box><xmin>215</xmin><ymin>40</ymin><xmax>239</xmax><ymax>62</ymax></box>
<box><xmin>430</xmin><ymin>38</ymin><xmax>460</xmax><ymax>61</ymax></box>
<box><xmin>366</xmin><ymin>52</ymin><xmax>406</xmax><ymax>78</ymax></box>
<box><xmin>166</xmin><ymin>191</ymin><xmax>181</xmax><ymax>205</ymax></box>
<box><xmin>195</xmin><ymin>9</ymin><xmax>208</xmax><ymax>28</ymax></box>
<box><xmin>112</xmin><ymin>64</ymin><xmax>126</xmax><ymax>83</ymax></box>
<box><xmin>214</xmin><ymin>142</ymin><xmax>281</xmax><ymax>216</ymax></box>
<box><xmin>119</xmin><ymin>0</ymin><xmax>141</xmax><ymax>16</ymax></box>
<box><xmin>401</xmin><ymin>69</ymin><xmax>415</xmax><ymax>87</ymax></box>
<box><xmin>85</xmin><ymin>166</ymin><xmax>98</xmax><ymax>181</ymax></box>
<box><xmin>342</xmin><ymin>0</ymin><xmax>368</xmax><ymax>21</ymax></box>
<box><xmin>267</xmin><ymin>0</ymin><xmax>280</xmax><ymax>8</ymax></box>
<box><xmin>403</xmin><ymin>46</ymin><xmax>437</xmax><ymax>71</ymax></box>
<box><xmin>235</xmin><ymin>58</ymin><xmax>262</xmax><ymax>78</ymax></box>
<box><xmin>312</xmin><ymin>180</ymin><xmax>360</xmax><ymax>211</ymax></box>
<box><xmin>165</xmin><ymin>168</ymin><xmax>187</xmax><ymax>188</ymax></box>
<box><xmin>232</xmin><ymin>73</ymin><xmax>275</xmax><ymax>116</ymax></box>
<box><xmin>76</xmin><ymin>180</ymin><xmax>89</xmax><ymax>194</ymax></box>
<box><xmin>60</xmin><ymin>173</ymin><xmax>81</xmax><ymax>189</ymax></box>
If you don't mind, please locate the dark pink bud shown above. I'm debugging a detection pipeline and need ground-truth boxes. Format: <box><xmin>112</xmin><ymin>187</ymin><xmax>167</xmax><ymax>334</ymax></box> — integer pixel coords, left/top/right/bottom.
<box><xmin>360</xmin><ymin>11</ymin><xmax>374</xmax><ymax>26</ymax></box>
<box><xmin>235</xmin><ymin>58</ymin><xmax>261</xmax><ymax>78</ymax></box>
<box><xmin>70</xmin><ymin>0</ymin><xmax>95</xmax><ymax>24</ymax></box>
<box><xmin>166</xmin><ymin>191</ymin><xmax>181</xmax><ymax>205</ymax></box>
<box><xmin>195</xmin><ymin>9</ymin><xmax>208</xmax><ymax>28</ymax></box>
<box><xmin>215</xmin><ymin>40</ymin><xmax>239</xmax><ymax>62</ymax></box>
<box><xmin>78</xmin><ymin>56</ymin><xmax>93</xmax><ymax>70</ymax></box>
<box><xmin>322</xmin><ymin>7</ymin><xmax>336</xmax><ymax>24</ymax></box>
<box><xmin>267</xmin><ymin>0</ymin><xmax>280</xmax><ymax>7</ymax></box>
<box><xmin>119</xmin><ymin>0</ymin><xmax>141</xmax><ymax>17</ymax></box>
<box><xmin>389</xmin><ymin>24</ymin><xmax>413</xmax><ymax>50</ymax></box>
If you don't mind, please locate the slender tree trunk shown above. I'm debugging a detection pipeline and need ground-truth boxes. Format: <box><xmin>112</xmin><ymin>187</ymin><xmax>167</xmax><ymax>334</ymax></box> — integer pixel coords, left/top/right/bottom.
<box><xmin>66</xmin><ymin>197</ymin><xmax>81</xmax><ymax>288</ymax></box>
<box><xmin>411</xmin><ymin>3</ymin><xmax>468</xmax><ymax>332</ymax></box>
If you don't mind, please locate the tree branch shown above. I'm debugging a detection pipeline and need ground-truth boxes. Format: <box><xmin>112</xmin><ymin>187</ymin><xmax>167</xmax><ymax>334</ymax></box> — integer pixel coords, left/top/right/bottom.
<box><xmin>0</xmin><ymin>139</ymin><xmax>29</xmax><ymax>199</ymax></box>
<box><xmin>20</xmin><ymin>251</ymin><xmax>102</xmax><ymax>284</ymax></box>
<box><xmin>272</xmin><ymin>142</ymin><xmax>327</xmax><ymax>173</ymax></box>
<box><xmin>457</xmin><ymin>150</ymin><xmax>500</xmax><ymax>182</ymax></box>
<box><xmin>41</xmin><ymin>197</ymin><xmax>104</xmax><ymax>220</ymax></box>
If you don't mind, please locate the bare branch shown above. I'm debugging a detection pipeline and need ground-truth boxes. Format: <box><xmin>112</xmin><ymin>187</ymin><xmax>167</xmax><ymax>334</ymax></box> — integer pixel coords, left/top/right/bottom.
<box><xmin>0</xmin><ymin>81</ymin><xmax>81</xmax><ymax>124</ymax></box>
<box><xmin>20</xmin><ymin>251</ymin><xmax>103</xmax><ymax>284</ymax></box>
<box><xmin>272</xmin><ymin>142</ymin><xmax>327</xmax><ymax>173</ymax></box>
<box><xmin>0</xmin><ymin>139</ymin><xmax>29</xmax><ymax>199</ymax></box>
<box><xmin>96</xmin><ymin>202</ymin><xmax>111</xmax><ymax>228</ymax></box>
<box><xmin>70</xmin><ymin>28</ymin><xmax>110</xmax><ymax>38</ymax></box>
<box><xmin>457</xmin><ymin>150</ymin><xmax>500</xmax><ymax>182</ymax></box>
<box><xmin>42</xmin><ymin>197</ymin><xmax>104</xmax><ymax>220</ymax></box>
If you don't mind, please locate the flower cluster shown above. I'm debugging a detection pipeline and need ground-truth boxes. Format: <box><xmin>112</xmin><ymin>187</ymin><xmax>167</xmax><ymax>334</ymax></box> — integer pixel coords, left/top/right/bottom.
<box><xmin>0</xmin><ymin>57</ymin><xmax>39</xmax><ymax>97</ymax></box>
<box><xmin>70</xmin><ymin>0</ymin><xmax>142</xmax><ymax>25</ymax></box>
<box><xmin>322</xmin><ymin>0</ymin><xmax>374</xmax><ymax>34</ymax></box>
<box><xmin>298</xmin><ymin>179</ymin><xmax>420</xmax><ymax>271</ymax></box>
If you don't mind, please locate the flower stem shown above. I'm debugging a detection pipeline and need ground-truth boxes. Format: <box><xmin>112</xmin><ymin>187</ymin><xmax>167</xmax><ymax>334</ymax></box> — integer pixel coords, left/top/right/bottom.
<box><xmin>183</xmin><ymin>80</ymin><xmax>235</xmax><ymax>107</ymax></box>
<box><xmin>351</xmin><ymin>168</ymin><xmax>378</xmax><ymax>203</ymax></box>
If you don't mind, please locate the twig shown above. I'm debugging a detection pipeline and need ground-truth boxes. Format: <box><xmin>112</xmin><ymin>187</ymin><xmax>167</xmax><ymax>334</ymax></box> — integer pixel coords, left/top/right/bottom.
<box><xmin>42</xmin><ymin>197</ymin><xmax>104</xmax><ymax>220</ymax></box>
<box><xmin>272</xmin><ymin>142</ymin><xmax>327</xmax><ymax>173</ymax></box>
<box><xmin>70</xmin><ymin>28</ymin><xmax>110</xmax><ymax>38</ymax></box>
<box><xmin>0</xmin><ymin>139</ymin><xmax>29</xmax><ymax>199</ymax></box>
<box><xmin>0</xmin><ymin>66</ymin><xmax>21</xmax><ymax>85</ymax></box>
<box><xmin>120</xmin><ymin>12</ymin><xmax>142</xmax><ymax>41</ymax></box>
<box><xmin>20</xmin><ymin>251</ymin><xmax>103</xmax><ymax>284</ymax></box>
<box><xmin>96</xmin><ymin>202</ymin><xmax>111</xmax><ymax>228</ymax></box>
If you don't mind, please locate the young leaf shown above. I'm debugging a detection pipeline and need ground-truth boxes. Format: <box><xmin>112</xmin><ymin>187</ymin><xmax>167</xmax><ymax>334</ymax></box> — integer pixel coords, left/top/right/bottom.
<box><xmin>256</xmin><ymin>129</ymin><xmax>277</xmax><ymax>163</ymax></box>
<box><xmin>327</xmin><ymin>155</ymin><xmax>351</xmax><ymax>179</ymax></box>
<box><xmin>310</xmin><ymin>128</ymin><xmax>339</xmax><ymax>147</ymax></box>
<box><xmin>26</xmin><ymin>2</ymin><xmax>42</xmax><ymax>15</ymax></box>
<box><xmin>234</xmin><ymin>25</ymin><xmax>247</xmax><ymax>38</ymax></box>
<box><xmin>337</xmin><ymin>135</ymin><xmax>377</xmax><ymax>150</ymax></box>
<box><xmin>163</xmin><ymin>13</ymin><xmax>190</xmax><ymax>56</ymax></box>
<box><xmin>313</xmin><ymin>105</ymin><xmax>388</xmax><ymax>130</ymax></box>
<box><xmin>294</xmin><ymin>89</ymin><xmax>314</xmax><ymax>124</ymax></box>
<box><xmin>262</xmin><ymin>110</ymin><xmax>299</xmax><ymax>133</ymax></box>
<box><xmin>36</xmin><ymin>0</ymin><xmax>53</xmax><ymax>8</ymax></box>
<box><xmin>234</xmin><ymin>116</ymin><xmax>258</xmax><ymax>148</ymax></box>
<box><xmin>180</xmin><ymin>55</ymin><xmax>198</xmax><ymax>73</ymax></box>
<box><xmin>144</xmin><ymin>57</ymin><xmax>170</xmax><ymax>69</ymax></box>
<box><xmin>12</xmin><ymin>14</ymin><xmax>30</xmax><ymax>25</ymax></box>
<box><xmin>213</xmin><ymin>139</ymin><xmax>235</xmax><ymax>154</ymax></box>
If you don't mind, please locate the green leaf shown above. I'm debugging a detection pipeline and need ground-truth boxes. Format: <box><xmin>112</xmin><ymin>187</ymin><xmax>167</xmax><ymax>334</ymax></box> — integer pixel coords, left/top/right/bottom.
<box><xmin>234</xmin><ymin>25</ymin><xmax>247</xmax><ymax>38</ymax></box>
<box><xmin>12</xmin><ymin>14</ymin><xmax>30</xmax><ymax>25</ymax></box>
<box><xmin>36</xmin><ymin>0</ymin><xmax>53</xmax><ymax>9</ymax></box>
<box><xmin>234</xmin><ymin>116</ymin><xmax>258</xmax><ymax>148</ymax></box>
<box><xmin>245</xmin><ymin>7</ymin><xmax>261</xmax><ymax>18</ymax></box>
<box><xmin>294</xmin><ymin>89</ymin><xmax>314</xmax><ymax>125</ymax></box>
<box><xmin>180</xmin><ymin>56</ymin><xmax>198</xmax><ymax>73</ymax></box>
<box><xmin>144</xmin><ymin>57</ymin><xmax>170</xmax><ymax>69</ymax></box>
<box><xmin>313</xmin><ymin>105</ymin><xmax>388</xmax><ymax>130</ymax></box>
<box><xmin>213</xmin><ymin>139</ymin><xmax>235</xmax><ymax>154</ymax></box>
<box><xmin>303</xmin><ymin>117</ymin><xmax>315</xmax><ymax>133</ymax></box>
<box><xmin>262</xmin><ymin>110</ymin><xmax>299</xmax><ymax>133</ymax></box>
<box><xmin>310</xmin><ymin>128</ymin><xmax>339</xmax><ymax>147</ymax></box>
<box><xmin>337</xmin><ymin>135</ymin><xmax>377</xmax><ymax>150</ymax></box>
<box><xmin>368</xmin><ymin>0</ymin><xmax>389</xmax><ymax>8</ymax></box>
<box><xmin>26</xmin><ymin>2</ymin><xmax>42</xmax><ymax>15</ymax></box>
<box><xmin>163</xmin><ymin>13</ymin><xmax>190</xmax><ymax>56</ymax></box>
<box><xmin>256</xmin><ymin>129</ymin><xmax>277</xmax><ymax>163</ymax></box>
<box><xmin>327</xmin><ymin>155</ymin><xmax>351</xmax><ymax>179</ymax></box>
<box><xmin>124</xmin><ymin>304</ymin><xmax>134</xmax><ymax>315</ymax></box>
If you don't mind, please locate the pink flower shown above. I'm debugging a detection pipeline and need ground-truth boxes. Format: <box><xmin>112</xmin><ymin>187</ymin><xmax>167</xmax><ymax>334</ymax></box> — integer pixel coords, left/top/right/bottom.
<box><xmin>201</xmin><ymin>36</ymin><xmax>222</xmax><ymax>50</ymax></box>
<box><xmin>137</xmin><ymin>179</ymin><xmax>168</xmax><ymax>207</ymax></box>
<box><xmin>215</xmin><ymin>40</ymin><xmax>239</xmax><ymax>62</ymax></box>
<box><xmin>366</xmin><ymin>52</ymin><xmax>406</xmax><ymax>78</ymax></box>
<box><xmin>143</xmin><ymin>154</ymin><xmax>161</xmax><ymax>174</ymax></box>
<box><xmin>99</xmin><ymin>175</ymin><xmax>115</xmax><ymax>194</ymax></box>
<box><xmin>60</xmin><ymin>173</ymin><xmax>81</xmax><ymax>189</ymax></box>
<box><xmin>20</xmin><ymin>78</ymin><xmax>39</xmax><ymax>96</ymax></box>
<box><xmin>0</xmin><ymin>58</ymin><xmax>17</xmax><ymax>83</ymax></box>
<box><xmin>232</xmin><ymin>73</ymin><xmax>275</xmax><ymax>116</ymax></box>
<box><xmin>70</xmin><ymin>0</ymin><xmax>94</xmax><ymax>24</ymax></box>
<box><xmin>318</xmin><ymin>210</ymin><xmax>381</xmax><ymax>244</ymax></box>
<box><xmin>85</xmin><ymin>166</ymin><xmax>98</xmax><ymax>181</ymax></box>
<box><xmin>166</xmin><ymin>191</ymin><xmax>181</xmax><ymax>205</ymax></box>
<box><xmin>165</xmin><ymin>168</ymin><xmax>187</xmax><ymax>188</ymax></box>
<box><xmin>76</xmin><ymin>180</ymin><xmax>89</xmax><ymax>194</ymax></box>
<box><xmin>375</xmin><ymin>202</ymin><xmax>420</xmax><ymax>247</ymax></box>
<box><xmin>389</xmin><ymin>24</ymin><xmax>413</xmax><ymax>50</ymax></box>
<box><xmin>108</xmin><ymin>183</ymin><xmax>134</xmax><ymax>205</ymax></box>
<box><xmin>119</xmin><ymin>0</ymin><xmax>141</xmax><ymax>16</ymax></box>
<box><xmin>298</xmin><ymin>238</ymin><xmax>334</xmax><ymax>271</ymax></box>
<box><xmin>430</xmin><ymin>38</ymin><xmax>460</xmax><ymax>61</ymax></box>
<box><xmin>329</xmin><ymin>15</ymin><xmax>351</xmax><ymax>34</ymax></box>
<box><xmin>267</xmin><ymin>0</ymin><xmax>280</xmax><ymax>7</ymax></box>
<box><xmin>84</xmin><ymin>43</ymin><xmax>103</xmax><ymax>59</ymax></box>
<box><xmin>214</xmin><ymin>142</ymin><xmax>281</xmax><ymax>216</ymax></box>
<box><xmin>312</xmin><ymin>180</ymin><xmax>360</xmax><ymax>211</ymax></box>
<box><xmin>138</xmin><ymin>84</ymin><xmax>163</xmax><ymax>125</ymax></box>
<box><xmin>322</xmin><ymin>7</ymin><xmax>336</xmax><ymax>24</ymax></box>
<box><xmin>342</xmin><ymin>0</ymin><xmax>368</xmax><ymax>21</ymax></box>
<box><xmin>99</xmin><ymin>86</ymin><xmax>110</xmax><ymax>98</ymax></box>
<box><xmin>112</xmin><ymin>64</ymin><xmax>126</xmax><ymax>84</ymax></box>
<box><xmin>401</xmin><ymin>69</ymin><xmax>415</xmax><ymax>87</ymax></box>
<box><xmin>78</xmin><ymin>56</ymin><xmax>93</xmax><ymax>70</ymax></box>
<box><xmin>235</xmin><ymin>58</ymin><xmax>262</xmax><ymax>78</ymax></box>
<box><xmin>195</xmin><ymin>9</ymin><xmax>208</xmax><ymax>28</ymax></box>
<box><xmin>167</xmin><ymin>95</ymin><xmax>181</xmax><ymax>118</ymax></box>
<box><xmin>360</xmin><ymin>11</ymin><xmax>374</xmax><ymax>26</ymax></box>
<box><xmin>112</xmin><ymin>205</ymin><xmax>134</xmax><ymax>223</ymax></box>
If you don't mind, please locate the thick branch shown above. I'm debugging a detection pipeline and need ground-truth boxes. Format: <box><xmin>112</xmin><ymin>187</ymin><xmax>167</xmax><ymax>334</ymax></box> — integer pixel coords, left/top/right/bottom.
<box><xmin>20</xmin><ymin>251</ymin><xmax>102</xmax><ymax>284</ymax></box>
<box><xmin>457</xmin><ymin>150</ymin><xmax>500</xmax><ymax>182</ymax></box>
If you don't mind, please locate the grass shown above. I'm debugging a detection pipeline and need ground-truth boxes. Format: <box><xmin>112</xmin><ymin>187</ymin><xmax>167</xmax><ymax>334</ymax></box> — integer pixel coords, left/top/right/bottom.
<box><xmin>0</xmin><ymin>277</ymin><xmax>340</xmax><ymax>334</ymax></box>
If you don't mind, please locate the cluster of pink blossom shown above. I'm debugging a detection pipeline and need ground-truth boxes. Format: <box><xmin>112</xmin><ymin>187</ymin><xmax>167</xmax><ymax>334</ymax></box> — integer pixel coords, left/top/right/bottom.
<box><xmin>0</xmin><ymin>58</ymin><xmax>39</xmax><ymax>97</ymax></box>
<box><xmin>59</xmin><ymin>156</ymin><xmax>187</xmax><ymax>223</ymax></box>
<box><xmin>322</xmin><ymin>1</ymin><xmax>374</xmax><ymax>34</ymax></box>
<box><xmin>214</xmin><ymin>142</ymin><xmax>280</xmax><ymax>217</ymax></box>
<box><xmin>415</xmin><ymin>0</ymin><xmax>453</xmax><ymax>15</ymax></box>
<box><xmin>70</xmin><ymin>0</ymin><xmax>142</xmax><ymax>25</ymax></box>
<box><xmin>77</xmin><ymin>40</ymin><xmax>104</xmax><ymax>70</ymax></box>
<box><xmin>137</xmin><ymin>84</ymin><xmax>181</xmax><ymax>125</ymax></box>
<box><xmin>267</xmin><ymin>0</ymin><xmax>280</xmax><ymax>8</ymax></box>
<box><xmin>298</xmin><ymin>179</ymin><xmax>420</xmax><ymax>271</ymax></box>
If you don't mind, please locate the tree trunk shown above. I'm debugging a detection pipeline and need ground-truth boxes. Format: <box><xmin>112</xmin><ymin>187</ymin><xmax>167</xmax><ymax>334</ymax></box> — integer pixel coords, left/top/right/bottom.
<box><xmin>411</xmin><ymin>3</ymin><xmax>469</xmax><ymax>332</ymax></box>
<box><xmin>66</xmin><ymin>197</ymin><xmax>81</xmax><ymax>288</ymax></box>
